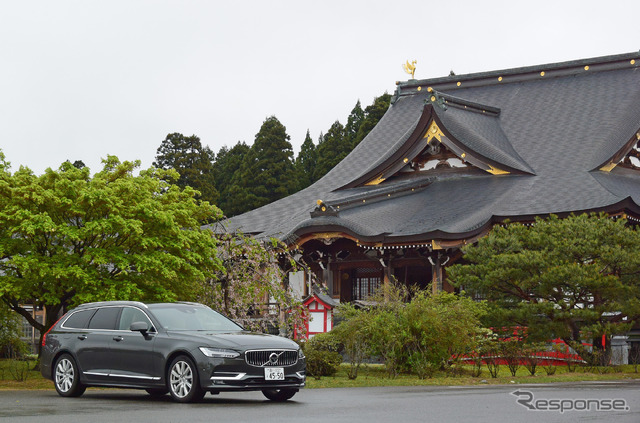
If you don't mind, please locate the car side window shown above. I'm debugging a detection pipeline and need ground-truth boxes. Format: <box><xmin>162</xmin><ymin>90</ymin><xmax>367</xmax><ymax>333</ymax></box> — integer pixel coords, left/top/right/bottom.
<box><xmin>88</xmin><ymin>307</ymin><xmax>121</xmax><ymax>330</ymax></box>
<box><xmin>118</xmin><ymin>307</ymin><xmax>153</xmax><ymax>331</ymax></box>
<box><xmin>62</xmin><ymin>309</ymin><xmax>96</xmax><ymax>329</ymax></box>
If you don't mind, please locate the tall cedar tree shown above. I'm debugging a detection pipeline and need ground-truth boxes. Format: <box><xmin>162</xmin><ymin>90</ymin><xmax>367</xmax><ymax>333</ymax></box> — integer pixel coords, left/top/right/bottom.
<box><xmin>312</xmin><ymin>95</ymin><xmax>390</xmax><ymax>181</ymax></box>
<box><xmin>225</xmin><ymin>116</ymin><xmax>296</xmax><ymax>216</ymax></box>
<box><xmin>294</xmin><ymin>130</ymin><xmax>317</xmax><ymax>191</ymax></box>
<box><xmin>344</xmin><ymin>100</ymin><xmax>365</xmax><ymax>148</ymax></box>
<box><xmin>153</xmin><ymin>133</ymin><xmax>219</xmax><ymax>205</ymax></box>
<box><xmin>0</xmin><ymin>154</ymin><xmax>223</xmax><ymax>351</ymax></box>
<box><xmin>212</xmin><ymin>142</ymin><xmax>250</xmax><ymax>216</ymax></box>
<box><xmin>314</xmin><ymin>120</ymin><xmax>349</xmax><ymax>181</ymax></box>
<box><xmin>353</xmin><ymin>93</ymin><xmax>391</xmax><ymax>147</ymax></box>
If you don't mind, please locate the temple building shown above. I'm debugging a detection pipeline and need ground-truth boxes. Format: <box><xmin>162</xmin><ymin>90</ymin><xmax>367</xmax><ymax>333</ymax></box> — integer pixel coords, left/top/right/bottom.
<box><xmin>226</xmin><ymin>52</ymin><xmax>640</xmax><ymax>305</ymax></box>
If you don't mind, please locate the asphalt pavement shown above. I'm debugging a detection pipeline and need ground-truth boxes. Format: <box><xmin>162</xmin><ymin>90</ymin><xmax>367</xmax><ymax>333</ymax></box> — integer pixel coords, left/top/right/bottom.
<box><xmin>1</xmin><ymin>380</ymin><xmax>639</xmax><ymax>423</ymax></box>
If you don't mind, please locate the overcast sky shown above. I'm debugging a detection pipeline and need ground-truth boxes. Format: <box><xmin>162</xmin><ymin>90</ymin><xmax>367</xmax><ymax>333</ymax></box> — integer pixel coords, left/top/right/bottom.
<box><xmin>1</xmin><ymin>0</ymin><xmax>639</xmax><ymax>175</ymax></box>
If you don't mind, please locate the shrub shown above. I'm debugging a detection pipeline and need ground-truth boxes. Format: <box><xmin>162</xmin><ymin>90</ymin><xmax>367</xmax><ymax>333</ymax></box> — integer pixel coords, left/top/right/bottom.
<box><xmin>522</xmin><ymin>342</ymin><xmax>545</xmax><ymax>376</ymax></box>
<box><xmin>331</xmin><ymin>305</ymin><xmax>371</xmax><ymax>380</ymax></box>
<box><xmin>0</xmin><ymin>304</ymin><xmax>28</xmax><ymax>359</ymax></box>
<box><xmin>500</xmin><ymin>339</ymin><xmax>522</xmax><ymax>377</ymax></box>
<box><xmin>332</xmin><ymin>285</ymin><xmax>487</xmax><ymax>379</ymax></box>
<box><xmin>301</xmin><ymin>333</ymin><xmax>343</xmax><ymax>379</ymax></box>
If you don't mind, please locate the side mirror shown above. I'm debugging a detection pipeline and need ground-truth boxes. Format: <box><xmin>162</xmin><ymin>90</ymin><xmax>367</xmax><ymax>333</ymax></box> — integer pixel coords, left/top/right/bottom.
<box><xmin>130</xmin><ymin>321</ymin><xmax>150</xmax><ymax>334</ymax></box>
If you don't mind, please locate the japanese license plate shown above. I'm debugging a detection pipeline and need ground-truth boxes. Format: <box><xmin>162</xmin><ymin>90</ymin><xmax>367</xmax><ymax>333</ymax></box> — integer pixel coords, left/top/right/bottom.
<box><xmin>264</xmin><ymin>367</ymin><xmax>285</xmax><ymax>381</ymax></box>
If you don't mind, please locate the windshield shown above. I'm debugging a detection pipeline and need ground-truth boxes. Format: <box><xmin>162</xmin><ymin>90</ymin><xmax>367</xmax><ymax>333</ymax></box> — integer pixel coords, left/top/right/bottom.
<box><xmin>150</xmin><ymin>304</ymin><xmax>243</xmax><ymax>332</ymax></box>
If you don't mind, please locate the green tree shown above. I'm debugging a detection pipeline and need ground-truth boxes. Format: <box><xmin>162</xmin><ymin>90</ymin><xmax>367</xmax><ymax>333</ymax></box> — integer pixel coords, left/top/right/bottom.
<box><xmin>294</xmin><ymin>130</ymin><xmax>317</xmax><ymax>191</ymax></box>
<box><xmin>314</xmin><ymin>120</ymin><xmax>349</xmax><ymax>180</ymax></box>
<box><xmin>153</xmin><ymin>133</ymin><xmax>219</xmax><ymax>205</ymax></box>
<box><xmin>212</xmin><ymin>142</ymin><xmax>250</xmax><ymax>216</ymax></box>
<box><xmin>344</xmin><ymin>100</ymin><xmax>365</xmax><ymax>148</ymax></box>
<box><xmin>0</xmin><ymin>155</ymin><xmax>223</xmax><ymax>352</ymax></box>
<box><xmin>448</xmin><ymin>214</ymin><xmax>640</xmax><ymax>365</ymax></box>
<box><xmin>227</xmin><ymin>116</ymin><xmax>296</xmax><ymax>215</ymax></box>
<box><xmin>197</xmin><ymin>227</ymin><xmax>306</xmax><ymax>338</ymax></box>
<box><xmin>353</xmin><ymin>93</ymin><xmax>392</xmax><ymax>147</ymax></box>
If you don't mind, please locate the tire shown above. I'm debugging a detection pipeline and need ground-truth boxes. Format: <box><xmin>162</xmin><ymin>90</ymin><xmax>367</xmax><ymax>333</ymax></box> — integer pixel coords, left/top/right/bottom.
<box><xmin>145</xmin><ymin>388</ymin><xmax>168</xmax><ymax>397</ymax></box>
<box><xmin>53</xmin><ymin>354</ymin><xmax>86</xmax><ymax>397</ymax></box>
<box><xmin>167</xmin><ymin>356</ymin><xmax>205</xmax><ymax>403</ymax></box>
<box><xmin>262</xmin><ymin>388</ymin><xmax>297</xmax><ymax>402</ymax></box>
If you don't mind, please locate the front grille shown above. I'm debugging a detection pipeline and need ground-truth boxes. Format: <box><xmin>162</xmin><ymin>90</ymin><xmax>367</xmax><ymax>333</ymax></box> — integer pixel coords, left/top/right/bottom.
<box><xmin>245</xmin><ymin>349</ymin><xmax>298</xmax><ymax>367</ymax></box>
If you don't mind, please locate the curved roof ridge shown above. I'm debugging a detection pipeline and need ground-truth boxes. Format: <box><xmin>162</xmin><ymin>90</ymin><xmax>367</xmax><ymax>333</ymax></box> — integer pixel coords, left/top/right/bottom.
<box><xmin>589</xmin><ymin>87</ymin><xmax>640</xmax><ymax>171</ymax></box>
<box><xmin>396</xmin><ymin>52</ymin><xmax>640</xmax><ymax>96</ymax></box>
<box><xmin>431</xmin><ymin>98</ymin><xmax>535</xmax><ymax>174</ymax></box>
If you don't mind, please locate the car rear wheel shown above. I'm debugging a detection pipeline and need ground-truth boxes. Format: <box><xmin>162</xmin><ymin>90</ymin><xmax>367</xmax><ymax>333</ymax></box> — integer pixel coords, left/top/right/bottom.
<box><xmin>168</xmin><ymin>355</ymin><xmax>205</xmax><ymax>403</ymax></box>
<box><xmin>54</xmin><ymin>354</ymin><xmax>86</xmax><ymax>397</ymax></box>
<box><xmin>262</xmin><ymin>388</ymin><xmax>297</xmax><ymax>402</ymax></box>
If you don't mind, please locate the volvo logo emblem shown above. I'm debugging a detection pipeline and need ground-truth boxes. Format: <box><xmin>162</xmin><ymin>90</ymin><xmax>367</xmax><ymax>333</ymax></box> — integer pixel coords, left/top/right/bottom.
<box><xmin>269</xmin><ymin>353</ymin><xmax>279</xmax><ymax>365</ymax></box>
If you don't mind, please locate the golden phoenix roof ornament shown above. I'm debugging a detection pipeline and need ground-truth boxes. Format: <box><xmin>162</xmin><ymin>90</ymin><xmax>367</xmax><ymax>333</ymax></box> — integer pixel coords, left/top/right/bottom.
<box><xmin>403</xmin><ymin>60</ymin><xmax>417</xmax><ymax>79</ymax></box>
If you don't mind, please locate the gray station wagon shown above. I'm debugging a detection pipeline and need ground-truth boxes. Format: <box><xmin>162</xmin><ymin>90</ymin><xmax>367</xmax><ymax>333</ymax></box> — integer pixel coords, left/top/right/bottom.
<box><xmin>40</xmin><ymin>301</ymin><xmax>306</xmax><ymax>402</ymax></box>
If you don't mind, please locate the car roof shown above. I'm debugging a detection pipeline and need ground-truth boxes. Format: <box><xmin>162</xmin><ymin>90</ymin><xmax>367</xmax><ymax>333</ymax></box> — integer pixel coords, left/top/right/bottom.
<box><xmin>73</xmin><ymin>301</ymin><xmax>208</xmax><ymax>310</ymax></box>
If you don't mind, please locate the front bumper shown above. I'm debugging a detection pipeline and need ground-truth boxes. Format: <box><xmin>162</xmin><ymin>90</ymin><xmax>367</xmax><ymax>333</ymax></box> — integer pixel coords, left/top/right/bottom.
<box><xmin>205</xmin><ymin>370</ymin><xmax>306</xmax><ymax>391</ymax></box>
<box><xmin>196</xmin><ymin>353</ymin><xmax>306</xmax><ymax>392</ymax></box>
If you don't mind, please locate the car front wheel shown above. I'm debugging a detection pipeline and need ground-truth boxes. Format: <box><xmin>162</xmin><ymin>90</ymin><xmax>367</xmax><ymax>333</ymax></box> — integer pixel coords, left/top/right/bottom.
<box><xmin>168</xmin><ymin>355</ymin><xmax>205</xmax><ymax>403</ymax></box>
<box><xmin>54</xmin><ymin>354</ymin><xmax>86</xmax><ymax>397</ymax></box>
<box><xmin>262</xmin><ymin>388</ymin><xmax>297</xmax><ymax>402</ymax></box>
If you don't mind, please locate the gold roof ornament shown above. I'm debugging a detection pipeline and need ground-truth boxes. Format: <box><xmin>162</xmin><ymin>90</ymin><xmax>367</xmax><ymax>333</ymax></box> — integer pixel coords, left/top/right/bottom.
<box><xmin>403</xmin><ymin>60</ymin><xmax>417</xmax><ymax>79</ymax></box>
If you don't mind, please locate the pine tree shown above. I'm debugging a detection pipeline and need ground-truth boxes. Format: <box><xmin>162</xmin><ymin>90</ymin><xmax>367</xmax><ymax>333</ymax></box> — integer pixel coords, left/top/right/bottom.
<box><xmin>294</xmin><ymin>130</ymin><xmax>317</xmax><ymax>191</ymax></box>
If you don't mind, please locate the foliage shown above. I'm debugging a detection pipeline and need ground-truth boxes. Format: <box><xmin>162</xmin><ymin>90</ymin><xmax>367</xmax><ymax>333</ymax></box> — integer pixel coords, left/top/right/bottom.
<box><xmin>314</xmin><ymin>120</ymin><xmax>349</xmax><ymax>181</ymax></box>
<box><xmin>226</xmin><ymin>116</ymin><xmax>296</xmax><ymax>215</ymax></box>
<box><xmin>330</xmin><ymin>284</ymin><xmax>486</xmax><ymax>379</ymax></box>
<box><xmin>478</xmin><ymin>334</ymin><xmax>501</xmax><ymax>378</ymax></box>
<box><xmin>153</xmin><ymin>133</ymin><xmax>219</xmax><ymax>205</ymax></box>
<box><xmin>352</xmin><ymin>93</ymin><xmax>392</xmax><ymax>147</ymax></box>
<box><xmin>330</xmin><ymin>303</ymin><xmax>371</xmax><ymax>380</ymax></box>
<box><xmin>499</xmin><ymin>338</ymin><xmax>522</xmax><ymax>377</ymax></box>
<box><xmin>522</xmin><ymin>342</ymin><xmax>546</xmax><ymax>376</ymax></box>
<box><xmin>344</xmin><ymin>100</ymin><xmax>365</xmax><ymax>148</ymax></box>
<box><xmin>197</xmin><ymin>227</ymin><xmax>306</xmax><ymax>338</ymax></box>
<box><xmin>0</xmin><ymin>155</ymin><xmax>223</xmax><ymax>351</ymax></box>
<box><xmin>212</xmin><ymin>141</ymin><xmax>250</xmax><ymax>217</ymax></box>
<box><xmin>0</xmin><ymin>303</ymin><xmax>27</xmax><ymax>359</ymax></box>
<box><xmin>448</xmin><ymin>213</ymin><xmax>640</xmax><ymax>366</ymax></box>
<box><xmin>8</xmin><ymin>359</ymin><xmax>29</xmax><ymax>382</ymax></box>
<box><xmin>294</xmin><ymin>130</ymin><xmax>317</xmax><ymax>191</ymax></box>
<box><xmin>300</xmin><ymin>332</ymin><xmax>343</xmax><ymax>379</ymax></box>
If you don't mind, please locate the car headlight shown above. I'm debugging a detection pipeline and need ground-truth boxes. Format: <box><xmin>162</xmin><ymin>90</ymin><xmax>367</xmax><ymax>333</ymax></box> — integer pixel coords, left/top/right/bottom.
<box><xmin>298</xmin><ymin>348</ymin><xmax>305</xmax><ymax>359</ymax></box>
<box><xmin>199</xmin><ymin>347</ymin><xmax>240</xmax><ymax>358</ymax></box>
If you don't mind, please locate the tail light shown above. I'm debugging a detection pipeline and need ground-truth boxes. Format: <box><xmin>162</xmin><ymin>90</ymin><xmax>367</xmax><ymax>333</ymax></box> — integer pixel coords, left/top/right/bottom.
<box><xmin>42</xmin><ymin>315</ymin><xmax>64</xmax><ymax>347</ymax></box>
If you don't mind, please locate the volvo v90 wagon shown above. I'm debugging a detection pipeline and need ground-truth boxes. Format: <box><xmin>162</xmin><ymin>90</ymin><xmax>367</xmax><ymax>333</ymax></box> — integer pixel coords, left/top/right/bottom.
<box><xmin>41</xmin><ymin>301</ymin><xmax>305</xmax><ymax>402</ymax></box>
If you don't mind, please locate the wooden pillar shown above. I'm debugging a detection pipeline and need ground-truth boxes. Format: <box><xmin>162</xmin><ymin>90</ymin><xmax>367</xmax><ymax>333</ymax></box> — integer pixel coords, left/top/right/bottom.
<box><xmin>430</xmin><ymin>253</ymin><xmax>446</xmax><ymax>294</ymax></box>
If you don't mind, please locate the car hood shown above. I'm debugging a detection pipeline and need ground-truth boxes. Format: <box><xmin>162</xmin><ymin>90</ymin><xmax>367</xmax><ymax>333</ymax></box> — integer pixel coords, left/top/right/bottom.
<box><xmin>165</xmin><ymin>330</ymin><xmax>299</xmax><ymax>350</ymax></box>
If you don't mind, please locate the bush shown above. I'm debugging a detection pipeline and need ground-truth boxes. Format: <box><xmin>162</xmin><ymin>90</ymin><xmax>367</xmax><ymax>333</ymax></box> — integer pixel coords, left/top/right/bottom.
<box><xmin>0</xmin><ymin>304</ymin><xmax>28</xmax><ymax>359</ymax></box>
<box><xmin>330</xmin><ymin>285</ymin><xmax>487</xmax><ymax>379</ymax></box>
<box><xmin>301</xmin><ymin>333</ymin><xmax>343</xmax><ymax>379</ymax></box>
<box><xmin>331</xmin><ymin>305</ymin><xmax>371</xmax><ymax>380</ymax></box>
<box><xmin>522</xmin><ymin>342</ymin><xmax>545</xmax><ymax>376</ymax></box>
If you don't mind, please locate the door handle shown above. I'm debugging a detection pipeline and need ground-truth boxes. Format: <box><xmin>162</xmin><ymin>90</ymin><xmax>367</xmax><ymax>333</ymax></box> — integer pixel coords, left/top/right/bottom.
<box><xmin>113</xmin><ymin>336</ymin><xmax>123</xmax><ymax>342</ymax></box>
<box><xmin>77</xmin><ymin>335</ymin><xmax>87</xmax><ymax>340</ymax></box>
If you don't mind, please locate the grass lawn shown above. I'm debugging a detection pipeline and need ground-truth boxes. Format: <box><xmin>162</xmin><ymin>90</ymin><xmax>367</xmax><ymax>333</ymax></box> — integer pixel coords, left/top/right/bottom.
<box><xmin>2</xmin><ymin>359</ymin><xmax>639</xmax><ymax>391</ymax></box>
<box><xmin>304</xmin><ymin>363</ymin><xmax>640</xmax><ymax>389</ymax></box>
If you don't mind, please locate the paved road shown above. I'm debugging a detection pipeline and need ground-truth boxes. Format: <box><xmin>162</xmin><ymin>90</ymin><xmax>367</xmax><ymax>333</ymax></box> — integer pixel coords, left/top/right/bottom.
<box><xmin>2</xmin><ymin>381</ymin><xmax>639</xmax><ymax>423</ymax></box>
